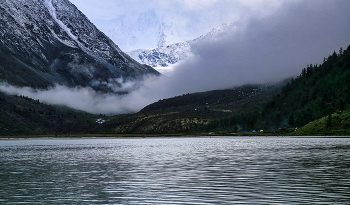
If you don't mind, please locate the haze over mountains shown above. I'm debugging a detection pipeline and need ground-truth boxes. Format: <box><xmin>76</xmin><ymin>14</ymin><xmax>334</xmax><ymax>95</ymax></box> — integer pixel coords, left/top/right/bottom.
<box><xmin>0</xmin><ymin>0</ymin><xmax>349</xmax><ymax>115</ymax></box>
<box><xmin>69</xmin><ymin>0</ymin><xmax>296</xmax><ymax>52</ymax></box>
<box><xmin>121</xmin><ymin>0</ymin><xmax>350</xmax><ymax>106</ymax></box>
<box><xmin>69</xmin><ymin>0</ymin><xmax>244</xmax><ymax>52</ymax></box>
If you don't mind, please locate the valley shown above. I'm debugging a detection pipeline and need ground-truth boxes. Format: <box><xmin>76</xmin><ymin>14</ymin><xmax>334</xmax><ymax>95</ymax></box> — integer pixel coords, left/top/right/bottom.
<box><xmin>0</xmin><ymin>0</ymin><xmax>349</xmax><ymax>137</ymax></box>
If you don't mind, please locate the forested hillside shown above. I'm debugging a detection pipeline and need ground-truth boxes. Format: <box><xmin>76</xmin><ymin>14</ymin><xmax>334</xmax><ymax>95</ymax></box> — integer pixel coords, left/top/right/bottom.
<box><xmin>264</xmin><ymin>45</ymin><xmax>350</xmax><ymax>127</ymax></box>
<box><xmin>97</xmin><ymin>80</ymin><xmax>288</xmax><ymax>134</ymax></box>
<box><xmin>0</xmin><ymin>92</ymin><xmax>100</xmax><ymax>136</ymax></box>
<box><xmin>209</xmin><ymin>45</ymin><xmax>350</xmax><ymax>133</ymax></box>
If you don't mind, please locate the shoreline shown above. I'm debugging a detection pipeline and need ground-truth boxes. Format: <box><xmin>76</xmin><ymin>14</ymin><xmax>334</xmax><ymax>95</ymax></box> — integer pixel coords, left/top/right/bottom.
<box><xmin>1</xmin><ymin>134</ymin><xmax>350</xmax><ymax>139</ymax></box>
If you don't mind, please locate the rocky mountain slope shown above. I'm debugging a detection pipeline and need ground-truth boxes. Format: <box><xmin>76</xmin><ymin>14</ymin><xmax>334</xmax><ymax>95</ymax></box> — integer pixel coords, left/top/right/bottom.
<box><xmin>0</xmin><ymin>0</ymin><xmax>158</xmax><ymax>91</ymax></box>
<box><xmin>127</xmin><ymin>22</ymin><xmax>236</xmax><ymax>68</ymax></box>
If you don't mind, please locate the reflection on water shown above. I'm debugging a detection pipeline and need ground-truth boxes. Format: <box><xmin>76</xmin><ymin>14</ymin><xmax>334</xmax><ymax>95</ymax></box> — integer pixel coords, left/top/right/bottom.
<box><xmin>0</xmin><ymin>137</ymin><xmax>349</xmax><ymax>204</ymax></box>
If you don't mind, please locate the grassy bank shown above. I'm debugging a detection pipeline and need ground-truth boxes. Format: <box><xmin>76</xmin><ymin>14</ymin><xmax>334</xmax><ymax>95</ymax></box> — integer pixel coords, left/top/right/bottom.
<box><xmin>289</xmin><ymin>110</ymin><xmax>350</xmax><ymax>136</ymax></box>
<box><xmin>2</xmin><ymin>110</ymin><xmax>350</xmax><ymax>138</ymax></box>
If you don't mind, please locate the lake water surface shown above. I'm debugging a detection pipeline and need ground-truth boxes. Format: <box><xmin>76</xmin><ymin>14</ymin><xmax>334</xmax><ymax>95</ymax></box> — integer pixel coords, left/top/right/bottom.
<box><xmin>0</xmin><ymin>137</ymin><xmax>349</xmax><ymax>204</ymax></box>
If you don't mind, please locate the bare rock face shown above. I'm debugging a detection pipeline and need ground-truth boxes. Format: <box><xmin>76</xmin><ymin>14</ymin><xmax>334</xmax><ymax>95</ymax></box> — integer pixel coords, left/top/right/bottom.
<box><xmin>0</xmin><ymin>0</ymin><xmax>158</xmax><ymax>91</ymax></box>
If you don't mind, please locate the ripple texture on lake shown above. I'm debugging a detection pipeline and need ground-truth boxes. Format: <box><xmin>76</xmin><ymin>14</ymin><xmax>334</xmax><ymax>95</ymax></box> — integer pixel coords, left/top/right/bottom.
<box><xmin>0</xmin><ymin>137</ymin><xmax>350</xmax><ymax>204</ymax></box>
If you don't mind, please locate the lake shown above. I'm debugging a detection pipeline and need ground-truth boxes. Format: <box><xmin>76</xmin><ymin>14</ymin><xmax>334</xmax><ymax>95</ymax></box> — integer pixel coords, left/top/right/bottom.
<box><xmin>0</xmin><ymin>136</ymin><xmax>349</xmax><ymax>204</ymax></box>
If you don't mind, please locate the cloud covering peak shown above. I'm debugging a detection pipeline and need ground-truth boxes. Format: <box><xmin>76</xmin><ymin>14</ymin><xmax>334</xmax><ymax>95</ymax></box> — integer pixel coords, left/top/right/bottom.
<box><xmin>155</xmin><ymin>0</ymin><xmax>350</xmax><ymax>94</ymax></box>
<box><xmin>70</xmin><ymin>0</ymin><xmax>293</xmax><ymax>50</ymax></box>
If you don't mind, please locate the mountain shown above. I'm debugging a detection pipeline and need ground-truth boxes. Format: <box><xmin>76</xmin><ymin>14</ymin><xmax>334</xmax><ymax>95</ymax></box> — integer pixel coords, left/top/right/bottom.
<box><xmin>98</xmin><ymin>45</ymin><xmax>350</xmax><ymax>135</ymax></box>
<box><xmin>0</xmin><ymin>91</ymin><xmax>100</xmax><ymax>136</ymax></box>
<box><xmin>0</xmin><ymin>0</ymin><xmax>158</xmax><ymax>92</ymax></box>
<box><xmin>97</xmin><ymin>79</ymin><xmax>288</xmax><ymax>134</ymax></box>
<box><xmin>93</xmin><ymin>10</ymin><xmax>168</xmax><ymax>52</ymax></box>
<box><xmin>207</xmin><ymin>45</ymin><xmax>350</xmax><ymax>134</ymax></box>
<box><xmin>2</xmin><ymin>45</ymin><xmax>348</xmax><ymax>136</ymax></box>
<box><xmin>127</xmin><ymin>22</ymin><xmax>236</xmax><ymax>68</ymax></box>
<box><xmin>261</xmin><ymin>45</ymin><xmax>350</xmax><ymax>129</ymax></box>
<box><xmin>127</xmin><ymin>42</ymin><xmax>192</xmax><ymax>68</ymax></box>
<box><xmin>0</xmin><ymin>79</ymin><xmax>285</xmax><ymax>136</ymax></box>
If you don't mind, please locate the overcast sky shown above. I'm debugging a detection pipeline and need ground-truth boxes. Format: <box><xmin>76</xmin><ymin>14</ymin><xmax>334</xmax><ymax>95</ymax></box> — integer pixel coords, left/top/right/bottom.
<box><xmin>69</xmin><ymin>0</ymin><xmax>295</xmax><ymax>50</ymax></box>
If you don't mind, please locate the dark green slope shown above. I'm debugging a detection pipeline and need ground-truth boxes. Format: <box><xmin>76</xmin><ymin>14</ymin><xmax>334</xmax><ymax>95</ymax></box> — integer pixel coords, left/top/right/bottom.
<box><xmin>98</xmin><ymin>80</ymin><xmax>288</xmax><ymax>134</ymax></box>
<box><xmin>263</xmin><ymin>45</ymin><xmax>350</xmax><ymax>128</ymax></box>
<box><xmin>208</xmin><ymin>45</ymin><xmax>350</xmax><ymax>133</ymax></box>
<box><xmin>291</xmin><ymin>110</ymin><xmax>350</xmax><ymax>136</ymax></box>
<box><xmin>0</xmin><ymin>92</ymin><xmax>100</xmax><ymax>136</ymax></box>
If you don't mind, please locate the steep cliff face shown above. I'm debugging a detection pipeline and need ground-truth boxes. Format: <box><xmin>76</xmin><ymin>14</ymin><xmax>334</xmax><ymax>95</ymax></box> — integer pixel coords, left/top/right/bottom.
<box><xmin>0</xmin><ymin>0</ymin><xmax>158</xmax><ymax>91</ymax></box>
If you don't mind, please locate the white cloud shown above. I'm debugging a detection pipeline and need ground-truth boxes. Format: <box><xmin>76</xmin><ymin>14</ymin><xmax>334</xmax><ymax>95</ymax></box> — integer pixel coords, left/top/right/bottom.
<box><xmin>0</xmin><ymin>83</ymin><xmax>148</xmax><ymax>114</ymax></box>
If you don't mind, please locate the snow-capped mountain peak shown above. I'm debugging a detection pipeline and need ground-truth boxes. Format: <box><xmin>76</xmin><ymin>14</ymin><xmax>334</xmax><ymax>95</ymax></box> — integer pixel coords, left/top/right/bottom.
<box><xmin>127</xmin><ymin>22</ymin><xmax>237</xmax><ymax>68</ymax></box>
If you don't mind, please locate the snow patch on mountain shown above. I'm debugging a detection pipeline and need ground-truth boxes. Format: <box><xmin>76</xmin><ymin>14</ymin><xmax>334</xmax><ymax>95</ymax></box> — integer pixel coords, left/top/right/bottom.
<box><xmin>45</xmin><ymin>0</ymin><xmax>77</xmax><ymax>46</ymax></box>
<box><xmin>127</xmin><ymin>22</ymin><xmax>238</xmax><ymax>68</ymax></box>
<box><xmin>0</xmin><ymin>0</ymin><xmax>159</xmax><ymax>92</ymax></box>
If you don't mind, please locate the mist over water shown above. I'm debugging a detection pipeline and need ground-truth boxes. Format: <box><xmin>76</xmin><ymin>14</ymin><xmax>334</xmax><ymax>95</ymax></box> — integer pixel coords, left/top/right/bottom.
<box><xmin>0</xmin><ymin>0</ymin><xmax>349</xmax><ymax>114</ymax></box>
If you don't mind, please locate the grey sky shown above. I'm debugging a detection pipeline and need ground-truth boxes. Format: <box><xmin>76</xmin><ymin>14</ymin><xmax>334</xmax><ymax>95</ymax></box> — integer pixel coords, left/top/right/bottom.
<box><xmin>69</xmin><ymin>0</ymin><xmax>294</xmax><ymax>50</ymax></box>
<box><xmin>160</xmin><ymin>0</ymin><xmax>350</xmax><ymax>94</ymax></box>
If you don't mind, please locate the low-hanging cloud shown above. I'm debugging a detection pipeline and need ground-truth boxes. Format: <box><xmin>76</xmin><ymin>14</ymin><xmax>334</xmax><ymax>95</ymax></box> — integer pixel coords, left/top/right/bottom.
<box><xmin>0</xmin><ymin>83</ymin><xmax>146</xmax><ymax>114</ymax></box>
<box><xmin>159</xmin><ymin>0</ymin><xmax>350</xmax><ymax>94</ymax></box>
<box><xmin>1</xmin><ymin>0</ymin><xmax>349</xmax><ymax>114</ymax></box>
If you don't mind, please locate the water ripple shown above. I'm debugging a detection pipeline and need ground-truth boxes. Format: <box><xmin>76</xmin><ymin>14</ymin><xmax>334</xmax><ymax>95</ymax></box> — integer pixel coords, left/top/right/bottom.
<box><xmin>0</xmin><ymin>137</ymin><xmax>349</xmax><ymax>204</ymax></box>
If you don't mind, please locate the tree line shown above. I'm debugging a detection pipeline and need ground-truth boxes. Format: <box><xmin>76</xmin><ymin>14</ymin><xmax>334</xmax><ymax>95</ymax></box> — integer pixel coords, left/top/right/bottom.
<box><xmin>205</xmin><ymin>45</ymin><xmax>350</xmax><ymax>132</ymax></box>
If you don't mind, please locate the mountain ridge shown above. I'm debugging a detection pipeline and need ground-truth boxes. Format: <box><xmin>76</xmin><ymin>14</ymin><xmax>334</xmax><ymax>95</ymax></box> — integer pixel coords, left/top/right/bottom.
<box><xmin>0</xmin><ymin>0</ymin><xmax>158</xmax><ymax>92</ymax></box>
<box><xmin>127</xmin><ymin>22</ymin><xmax>237</xmax><ymax>68</ymax></box>
<box><xmin>97</xmin><ymin>79</ymin><xmax>289</xmax><ymax>134</ymax></box>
